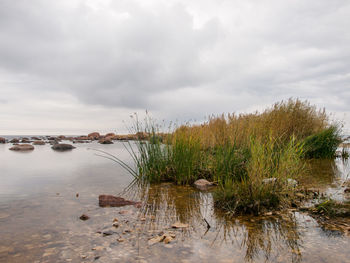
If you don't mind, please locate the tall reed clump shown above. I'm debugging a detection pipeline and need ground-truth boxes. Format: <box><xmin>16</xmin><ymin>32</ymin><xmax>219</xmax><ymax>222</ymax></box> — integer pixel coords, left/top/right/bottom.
<box><xmin>214</xmin><ymin>136</ymin><xmax>305</xmax><ymax>214</ymax></box>
<box><xmin>118</xmin><ymin>99</ymin><xmax>341</xmax><ymax>214</ymax></box>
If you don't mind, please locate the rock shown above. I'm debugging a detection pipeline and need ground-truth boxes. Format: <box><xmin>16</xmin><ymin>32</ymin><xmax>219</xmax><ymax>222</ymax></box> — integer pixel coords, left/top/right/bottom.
<box><xmin>98</xmin><ymin>138</ymin><xmax>113</xmax><ymax>144</ymax></box>
<box><xmin>9</xmin><ymin>144</ymin><xmax>34</xmax><ymax>151</ymax></box>
<box><xmin>92</xmin><ymin>246</ymin><xmax>104</xmax><ymax>251</ymax></box>
<box><xmin>57</xmin><ymin>135</ymin><xmax>66</xmax><ymax>140</ymax></box>
<box><xmin>0</xmin><ymin>137</ymin><xmax>6</xmax><ymax>143</ymax></box>
<box><xmin>102</xmin><ymin>230</ymin><xmax>115</xmax><ymax>236</ymax></box>
<box><xmin>79</xmin><ymin>214</ymin><xmax>89</xmax><ymax>220</ymax></box>
<box><xmin>88</xmin><ymin>132</ymin><xmax>100</xmax><ymax>140</ymax></box>
<box><xmin>47</xmin><ymin>137</ymin><xmax>57</xmax><ymax>141</ymax></box>
<box><xmin>148</xmin><ymin>235</ymin><xmax>165</xmax><ymax>246</ymax></box>
<box><xmin>171</xmin><ymin>222</ymin><xmax>189</xmax><ymax>228</ymax></box>
<box><xmin>164</xmin><ymin>236</ymin><xmax>173</xmax><ymax>244</ymax></box>
<box><xmin>262</xmin><ymin>178</ymin><xmax>277</xmax><ymax>184</ymax></box>
<box><xmin>21</xmin><ymin>138</ymin><xmax>31</xmax><ymax>143</ymax></box>
<box><xmin>105</xmin><ymin>133</ymin><xmax>115</xmax><ymax>138</ymax></box>
<box><xmin>33</xmin><ymin>140</ymin><xmax>45</xmax><ymax>145</ymax></box>
<box><xmin>287</xmin><ymin>178</ymin><xmax>298</xmax><ymax>187</ymax></box>
<box><xmin>344</xmin><ymin>188</ymin><xmax>350</xmax><ymax>193</ymax></box>
<box><xmin>193</xmin><ymin>179</ymin><xmax>215</xmax><ymax>190</ymax></box>
<box><xmin>51</xmin><ymin>143</ymin><xmax>76</xmax><ymax>151</ymax></box>
<box><xmin>10</xmin><ymin>138</ymin><xmax>19</xmax><ymax>143</ymax></box>
<box><xmin>98</xmin><ymin>195</ymin><xmax>141</xmax><ymax>207</ymax></box>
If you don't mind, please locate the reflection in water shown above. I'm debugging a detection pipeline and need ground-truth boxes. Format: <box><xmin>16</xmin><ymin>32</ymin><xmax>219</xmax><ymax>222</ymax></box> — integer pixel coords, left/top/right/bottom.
<box><xmin>1</xmin><ymin>142</ymin><xmax>350</xmax><ymax>262</ymax></box>
<box><xmin>126</xmin><ymin>182</ymin><xmax>303</xmax><ymax>262</ymax></box>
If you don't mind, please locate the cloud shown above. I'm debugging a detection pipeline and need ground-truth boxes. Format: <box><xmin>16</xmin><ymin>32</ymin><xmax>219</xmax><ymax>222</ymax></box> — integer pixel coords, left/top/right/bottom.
<box><xmin>0</xmin><ymin>0</ymin><xmax>349</xmax><ymax>133</ymax></box>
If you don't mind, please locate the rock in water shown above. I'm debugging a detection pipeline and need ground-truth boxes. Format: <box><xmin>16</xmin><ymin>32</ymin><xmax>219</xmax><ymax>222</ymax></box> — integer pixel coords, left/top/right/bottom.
<box><xmin>287</xmin><ymin>178</ymin><xmax>298</xmax><ymax>187</ymax></box>
<box><xmin>9</xmin><ymin>144</ymin><xmax>34</xmax><ymax>151</ymax></box>
<box><xmin>193</xmin><ymin>179</ymin><xmax>215</xmax><ymax>190</ymax></box>
<box><xmin>88</xmin><ymin>132</ymin><xmax>100</xmax><ymax>140</ymax></box>
<box><xmin>51</xmin><ymin>143</ymin><xmax>76</xmax><ymax>151</ymax></box>
<box><xmin>98</xmin><ymin>195</ymin><xmax>140</xmax><ymax>207</ymax></box>
<box><xmin>79</xmin><ymin>214</ymin><xmax>90</xmax><ymax>220</ymax></box>
<box><xmin>33</xmin><ymin>140</ymin><xmax>45</xmax><ymax>145</ymax></box>
<box><xmin>98</xmin><ymin>138</ymin><xmax>113</xmax><ymax>144</ymax></box>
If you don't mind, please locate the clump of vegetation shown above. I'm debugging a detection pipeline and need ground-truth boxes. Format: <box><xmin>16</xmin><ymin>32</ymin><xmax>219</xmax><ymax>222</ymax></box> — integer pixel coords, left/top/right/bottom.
<box><xmin>214</xmin><ymin>137</ymin><xmax>305</xmax><ymax>214</ymax></box>
<box><xmin>312</xmin><ymin>199</ymin><xmax>350</xmax><ymax>217</ymax></box>
<box><xmin>117</xmin><ymin>99</ymin><xmax>342</xmax><ymax>215</ymax></box>
<box><xmin>302</xmin><ymin>126</ymin><xmax>342</xmax><ymax>158</ymax></box>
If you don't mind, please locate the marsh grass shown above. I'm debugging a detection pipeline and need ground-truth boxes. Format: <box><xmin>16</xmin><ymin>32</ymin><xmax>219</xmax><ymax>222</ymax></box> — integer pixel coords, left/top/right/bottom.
<box><xmin>112</xmin><ymin>99</ymin><xmax>341</xmax><ymax>214</ymax></box>
<box><xmin>214</xmin><ymin>136</ymin><xmax>305</xmax><ymax>214</ymax></box>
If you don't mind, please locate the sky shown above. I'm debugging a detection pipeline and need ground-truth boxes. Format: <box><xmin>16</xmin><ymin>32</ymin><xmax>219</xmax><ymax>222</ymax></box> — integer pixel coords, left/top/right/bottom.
<box><xmin>0</xmin><ymin>0</ymin><xmax>349</xmax><ymax>135</ymax></box>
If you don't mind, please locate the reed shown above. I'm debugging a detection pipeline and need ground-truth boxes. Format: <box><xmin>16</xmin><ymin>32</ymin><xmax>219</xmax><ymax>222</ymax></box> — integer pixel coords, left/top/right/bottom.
<box><xmin>114</xmin><ymin>99</ymin><xmax>341</xmax><ymax>214</ymax></box>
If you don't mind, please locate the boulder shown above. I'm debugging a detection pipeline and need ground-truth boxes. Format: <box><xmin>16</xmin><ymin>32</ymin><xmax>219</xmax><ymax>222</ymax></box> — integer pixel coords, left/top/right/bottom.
<box><xmin>0</xmin><ymin>137</ymin><xmax>6</xmax><ymax>144</ymax></box>
<box><xmin>98</xmin><ymin>138</ymin><xmax>113</xmax><ymax>144</ymax></box>
<box><xmin>9</xmin><ymin>144</ymin><xmax>34</xmax><ymax>151</ymax></box>
<box><xmin>57</xmin><ymin>135</ymin><xmax>66</xmax><ymax>140</ymax></box>
<box><xmin>98</xmin><ymin>195</ymin><xmax>140</xmax><ymax>207</ymax></box>
<box><xmin>88</xmin><ymin>132</ymin><xmax>100</xmax><ymax>140</ymax></box>
<box><xmin>21</xmin><ymin>138</ymin><xmax>30</xmax><ymax>143</ymax></box>
<box><xmin>33</xmin><ymin>140</ymin><xmax>45</xmax><ymax>145</ymax></box>
<box><xmin>51</xmin><ymin>143</ymin><xmax>76</xmax><ymax>151</ymax></box>
<box><xmin>10</xmin><ymin>138</ymin><xmax>19</xmax><ymax>143</ymax></box>
<box><xmin>105</xmin><ymin>133</ymin><xmax>115</xmax><ymax>138</ymax></box>
<box><xmin>31</xmin><ymin>137</ymin><xmax>40</xmax><ymax>140</ymax></box>
<box><xmin>193</xmin><ymin>179</ymin><xmax>215</xmax><ymax>191</ymax></box>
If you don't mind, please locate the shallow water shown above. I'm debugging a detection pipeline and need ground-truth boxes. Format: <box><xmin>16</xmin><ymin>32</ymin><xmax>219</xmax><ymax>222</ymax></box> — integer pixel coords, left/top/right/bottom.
<box><xmin>0</xmin><ymin>141</ymin><xmax>349</xmax><ymax>263</ymax></box>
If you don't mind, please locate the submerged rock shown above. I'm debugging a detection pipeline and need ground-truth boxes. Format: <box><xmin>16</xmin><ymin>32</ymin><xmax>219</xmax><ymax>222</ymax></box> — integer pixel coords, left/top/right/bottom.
<box><xmin>98</xmin><ymin>138</ymin><xmax>113</xmax><ymax>144</ymax></box>
<box><xmin>9</xmin><ymin>144</ymin><xmax>34</xmax><ymax>151</ymax></box>
<box><xmin>171</xmin><ymin>222</ymin><xmax>189</xmax><ymax>228</ymax></box>
<box><xmin>98</xmin><ymin>195</ymin><xmax>140</xmax><ymax>207</ymax></box>
<box><xmin>194</xmin><ymin>179</ymin><xmax>215</xmax><ymax>190</ymax></box>
<box><xmin>79</xmin><ymin>214</ymin><xmax>90</xmax><ymax>221</ymax></box>
<box><xmin>51</xmin><ymin>143</ymin><xmax>76</xmax><ymax>151</ymax></box>
<box><xmin>33</xmin><ymin>140</ymin><xmax>45</xmax><ymax>145</ymax></box>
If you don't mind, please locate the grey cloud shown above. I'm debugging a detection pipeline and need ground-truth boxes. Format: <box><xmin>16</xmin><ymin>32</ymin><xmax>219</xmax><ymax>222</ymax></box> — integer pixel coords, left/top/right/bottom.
<box><xmin>0</xmin><ymin>0</ymin><xmax>350</xmax><ymax>133</ymax></box>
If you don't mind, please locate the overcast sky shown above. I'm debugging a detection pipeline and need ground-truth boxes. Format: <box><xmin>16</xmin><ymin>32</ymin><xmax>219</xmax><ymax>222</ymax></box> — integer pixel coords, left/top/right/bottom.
<box><xmin>0</xmin><ymin>0</ymin><xmax>349</xmax><ymax>135</ymax></box>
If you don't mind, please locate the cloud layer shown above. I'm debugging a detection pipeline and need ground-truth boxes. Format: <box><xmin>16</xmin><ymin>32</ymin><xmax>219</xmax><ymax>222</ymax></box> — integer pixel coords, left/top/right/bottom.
<box><xmin>0</xmin><ymin>0</ymin><xmax>349</xmax><ymax>134</ymax></box>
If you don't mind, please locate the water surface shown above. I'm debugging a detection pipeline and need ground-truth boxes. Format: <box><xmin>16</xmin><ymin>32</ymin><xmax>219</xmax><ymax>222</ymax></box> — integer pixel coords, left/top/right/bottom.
<box><xmin>0</xmin><ymin>141</ymin><xmax>349</xmax><ymax>263</ymax></box>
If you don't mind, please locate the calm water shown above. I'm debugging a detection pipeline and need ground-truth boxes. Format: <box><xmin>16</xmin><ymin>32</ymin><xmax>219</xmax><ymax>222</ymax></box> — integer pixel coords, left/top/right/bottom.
<box><xmin>0</xmin><ymin>140</ymin><xmax>349</xmax><ymax>263</ymax></box>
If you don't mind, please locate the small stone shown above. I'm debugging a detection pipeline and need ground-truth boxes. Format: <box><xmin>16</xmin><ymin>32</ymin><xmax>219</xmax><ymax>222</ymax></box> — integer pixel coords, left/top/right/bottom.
<box><xmin>92</xmin><ymin>246</ymin><xmax>104</xmax><ymax>251</ymax></box>
<box><xmin>112</xmin><ymin>222</ymin><xmax>119</xmax><ymax>228</ymax></box>
<box><xmin>164</xmin><ymin>236</ymin><xmax>173</xmax><ymax>244</ymax></box>
<box><xmin>79</xmin><ymin>214</ymin><xmax>89</xmax><ymax>221</ymax></box>
<box><xmin>102</xmin><ymin>230</ymin><xmax>114</xmax><ymax>236</ymax></box>
<box><xmin>113</xmin><ymin>218</ymin><xmax>119</xmax><ymax>222</ymax></box>
<box><xmin>148</xmin><ymin>236</ymin><xmax>165</xmax><ymax>246</ymax></box>
<box><xmin>193</xmin><ymin>179</ymin><xmax>215</xmax><ymax>191</ymax></box>
<box><xmin>172</xmin><ymin>222</ymin><xmax>189</xmax><ymax>229</ymax></box>
<box><xmin>117</xmin><ymin>238</ymin><xmax>125</xmax><ymax>242</ymax></box>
